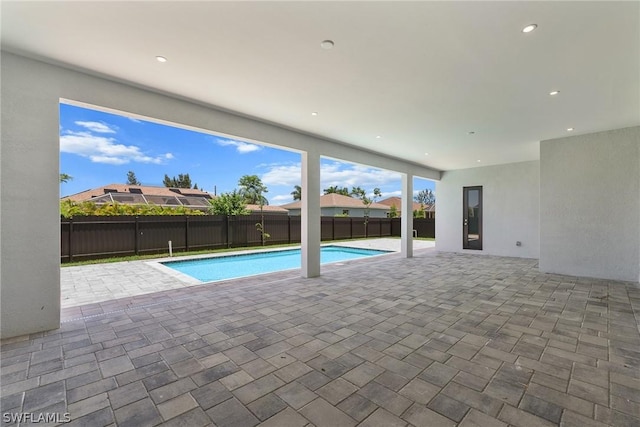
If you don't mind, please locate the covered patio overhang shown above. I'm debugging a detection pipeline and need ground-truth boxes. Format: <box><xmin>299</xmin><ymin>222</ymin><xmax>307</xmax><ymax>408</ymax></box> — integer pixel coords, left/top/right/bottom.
<box><xmin>0</xmin><ymin>52</ymin><xmax>439</xmax><ymax>338</ymax></box>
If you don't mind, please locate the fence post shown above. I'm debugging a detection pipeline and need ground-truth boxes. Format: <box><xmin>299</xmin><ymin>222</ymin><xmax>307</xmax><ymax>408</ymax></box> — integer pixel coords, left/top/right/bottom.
<box><xmin>185</xmin><ymin>215</ymin><xmax>190</xmax><ymax>252</ymax></box>
<box><xmin>332</xmin><ymin>217</ymin><xmax>335</xmax><ymax>241</ymax></box>
<box><xmin>68</xmin><ymin>217</ymin><xmax>74</xmax><ymax>263</ymax></box>
<box><xmin>134</xmin><ymin>216</ymin><xmax>140</xmax><ymax>255</ymax></box>
<box><xmin>227</xmin><ymin>215</ymin><xmax>231</xmax><ymax>249</ymax></box>
<box><xmin>288</xmin><ymin>216</ymin><xmax>291</xmax><ymax>244</ymax></box>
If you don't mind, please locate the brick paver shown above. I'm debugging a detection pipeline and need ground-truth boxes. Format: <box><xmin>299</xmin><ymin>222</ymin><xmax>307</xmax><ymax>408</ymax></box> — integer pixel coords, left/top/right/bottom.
<box><xmin>2</xmin><ymin>242</ymin><xmax>639</xmax><ymax>426</ymax></box>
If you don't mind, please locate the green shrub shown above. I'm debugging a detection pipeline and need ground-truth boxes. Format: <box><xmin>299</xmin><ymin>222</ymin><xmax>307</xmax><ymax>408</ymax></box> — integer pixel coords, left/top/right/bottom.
<box><xmin>60</xmin><ymin>200</ymin><xmax>205</xmax><ymax>218</ymax></box>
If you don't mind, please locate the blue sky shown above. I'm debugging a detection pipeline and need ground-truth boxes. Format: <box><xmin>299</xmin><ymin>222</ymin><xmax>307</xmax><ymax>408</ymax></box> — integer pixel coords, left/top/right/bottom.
<box><xmin>60</xmin><ymin>103</ymin><xmax>435</xmax><ymax>204</ymax></box>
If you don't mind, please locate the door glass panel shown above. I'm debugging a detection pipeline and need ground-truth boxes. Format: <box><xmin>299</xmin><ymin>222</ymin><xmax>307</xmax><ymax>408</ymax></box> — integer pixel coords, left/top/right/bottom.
<box><xmin>463</xmin><ymin>186</ymin><xmax>482</xmax><ymax>250</ymax></box>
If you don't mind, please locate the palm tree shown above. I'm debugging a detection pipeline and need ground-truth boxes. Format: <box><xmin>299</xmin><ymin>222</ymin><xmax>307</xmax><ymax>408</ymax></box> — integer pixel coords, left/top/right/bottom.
<box><xmin>323</xmin><ymin>185</ymin><xmax>350</xmax><ymax>196</ymax></box>
<box><xmin>238</xmin><ymin>175</ymin><xmax>269</xmax><ymax>205</ymax></box>
<box><xmin>291</xmin><ymin>185</ymin><xmax>302</xmax><ymax>201</ymax></box>
<box><xmin>238</xmin><ymin>175</ymin><xmax>269</xmax><ymax>245</ymax></box>
<box><xmin>350</xmin><ymin>186</ymin><xmax>366</xmax><ymax>198</ymax></box>
<box><xmin>59</xmin><ymin>173</ymin><xmax>73</xmax><ymax>183</ymax></box>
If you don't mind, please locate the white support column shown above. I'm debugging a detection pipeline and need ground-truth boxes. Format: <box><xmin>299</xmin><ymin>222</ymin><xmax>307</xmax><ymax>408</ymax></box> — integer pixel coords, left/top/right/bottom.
<box><xmin>401</xmin><ymin>173</ymin><xmax>414</xmax><ymax>258</ymax></box>
<box><xmin>1</xmin><ymin>57</ymin><xmax>61</xmax><ymax>338</ymax></box>
<box><xmin>301</xmin><ymin>150</ymin><xmax>321</xmax><ymax>277</ymax></box>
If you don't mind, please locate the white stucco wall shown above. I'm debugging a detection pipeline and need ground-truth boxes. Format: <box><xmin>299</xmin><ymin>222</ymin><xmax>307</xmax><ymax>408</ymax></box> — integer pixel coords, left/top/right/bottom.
<box><xmin>435</xmin><ymin>161</ymin><xmax>540</xmax><ymax>258</ymax></box>
<box><xmin>540</xmin><ymin>127</ymin><xmax>640</xmax><ymax>282</ymax></box>
<box><xmin>0</xmin><ymin>52</ymin><xmax>438</xmax><ymax>338</ymax></box>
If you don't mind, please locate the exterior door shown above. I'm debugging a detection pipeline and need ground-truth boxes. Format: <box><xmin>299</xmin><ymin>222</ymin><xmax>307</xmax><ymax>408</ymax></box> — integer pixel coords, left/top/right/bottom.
<box><xmin>463</xmin><ymin>186</ymin><xmax>482</xmax><ymax>250</ymax></box>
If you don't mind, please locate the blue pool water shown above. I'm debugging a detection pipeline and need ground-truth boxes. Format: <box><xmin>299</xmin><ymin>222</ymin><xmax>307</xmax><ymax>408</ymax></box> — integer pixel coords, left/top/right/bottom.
<box><xmin>162</xmin><ymin>246</ymin><xmax>390</xmax><ymax>282</ymax></box>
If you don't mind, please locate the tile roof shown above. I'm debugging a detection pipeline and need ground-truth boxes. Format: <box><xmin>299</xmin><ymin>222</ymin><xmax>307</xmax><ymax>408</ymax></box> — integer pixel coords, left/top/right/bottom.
<box><xmin>378</xmin><ymin>196</ymin><xmax>434</xmax><ymax>211</ymax></box>
<box><xmin>246</xmin><ymin>204</ymin><xmax>289</xmax><ymax>213</ymax></box>
<box><xmin>281</xmin><ymin>193</ymin><xmax>390</xmax><ymax>210</ymax></box>
<box><xmin>62</xmin><ymin>184</ymin><xmax>212</xmax><ymax>202</ymax></box>
<box><xmin>62</xmin><ymin>184</ymin><xmax>289</xmax><ymax>213</ymax></box>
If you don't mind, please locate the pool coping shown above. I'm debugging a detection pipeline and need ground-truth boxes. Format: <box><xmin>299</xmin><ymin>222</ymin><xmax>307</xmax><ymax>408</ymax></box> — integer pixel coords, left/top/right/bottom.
<box><xmin>145</xmin><ymin>242</ymin><xmax>396</xmax><ymax>285</ymax></box>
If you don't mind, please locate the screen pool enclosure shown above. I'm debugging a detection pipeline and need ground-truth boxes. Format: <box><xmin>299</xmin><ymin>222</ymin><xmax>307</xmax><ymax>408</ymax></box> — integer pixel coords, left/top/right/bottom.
<box><xmin>161</xmin><ymin>245</ymin><xmax>391</xmax><ymax>282</ymax></box>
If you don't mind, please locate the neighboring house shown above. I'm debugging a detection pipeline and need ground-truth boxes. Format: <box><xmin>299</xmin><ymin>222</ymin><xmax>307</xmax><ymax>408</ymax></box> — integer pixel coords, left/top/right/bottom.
<box><xmin>62</xmin><ymin>184</ymin><xmax>289</xmax><ymax>214</ymax></box>
<box><xmin>378</xmin><ymin>196</ymin><xmax>435</xmax><ymax>218</ymax></box>
<box><xmin>281</xmin><ymin>193</ymin><xmax>390</xmax><ymax>218</ymax></box>
<box><xmin>245</xmin><ymin>204</ymin><xmax>289</xmax><ymax>215</ymax></box>
<box><xmin>62</xmin><ymin>184</ymin><xmax>213</xmax><ymax>209</ymax></box>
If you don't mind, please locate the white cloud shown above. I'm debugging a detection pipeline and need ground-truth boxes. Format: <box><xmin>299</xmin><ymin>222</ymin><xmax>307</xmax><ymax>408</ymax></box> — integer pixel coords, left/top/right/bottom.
<box><xmin>74</xmin><ymin>121</ymin><xmax>117</xmax><ymax>134</ymax></box>
<box><xmin>320</xmin><ymin>161</ymin><xmax>401</xmax><ymax>189</ymax></box>
<box><xmin>60</xmin><ymin>131</ymin><xmax>173</xmax><ymax>165</ymax></box>
<box><xmin>215</xmin><ymin>138</ymin><xmax>261</xmax><ymax>154</ymax></box>
<box><xmin>88</xmin><ymin>155</ymin><xmax>129</xmax><ymax>165</ymax></box>
<box><xmin>261</xmin><ymin>164</ymin><xmax>301</xmax><ymax>186</ymax></box>
<box><xmin>260</xmin><ymin>161</ymin><xmax>401</xmax><ymax>191</ymax></box>
<box><xmin>382</xmin><ymin>190</ymin><xmax>402</xmax><ymax>198</ymax></box>
<box><xmin>271</xmin><ymin>194</ymin><xmax>295</xmax><ymax>203</ymax></box>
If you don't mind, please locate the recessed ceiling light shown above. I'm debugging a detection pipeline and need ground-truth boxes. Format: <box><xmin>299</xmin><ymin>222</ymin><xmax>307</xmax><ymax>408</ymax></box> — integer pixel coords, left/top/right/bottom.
<box><xmin>320</xmin><ymin>40</ymin><xmax>335</xmax><ymax>50</ymax></box>
<box><xmin>567</xmin><ymin>127</ymin><xmax>574</xmax><ymax>132</ymax></box>
<box><xmin>311</xmin><ymin>112</ymin><xmax>318</xmax><ymax>116</ymax></box>
<box><xmin>424</xmin><ymin>153</ymin><xmax>429</xmax><ymax>156</ymax></box>
<box><xmin>376</xmin><ymin>135</ymin><xmax>382</xmax><ymax>139</ymax></box>
<box><xmin>477</xmin><ymin>160</ymin><xmax>481</xmax><ymax>163</ymax></box>
<box><xmin>522</xmin><ymin>24</ymin><xmax>537</xmax><ymax>33</ymax></box>
<box><xmin>156</xmin><ymin>56</ymin><xmax>167</xmax><ymax>63</ymax></box>
<box><xmin>549</xmin><ymin>90</ymin><xmax>560</xmax><ymax>96</ymax></box>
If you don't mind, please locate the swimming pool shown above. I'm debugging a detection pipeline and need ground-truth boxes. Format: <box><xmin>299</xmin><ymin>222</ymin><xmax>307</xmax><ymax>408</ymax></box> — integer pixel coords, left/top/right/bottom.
<box><xmin>161</xmin><ymin>245</ymin><xmax>390</xmax><ymax>282</ymax></box>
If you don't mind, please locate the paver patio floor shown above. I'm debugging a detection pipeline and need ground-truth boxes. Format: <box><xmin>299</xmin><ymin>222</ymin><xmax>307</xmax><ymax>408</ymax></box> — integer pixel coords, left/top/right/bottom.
<box><xmin>2</xmin><ymin>247</ymin><xmax>639</xmax><ymax>426</ymax></box>
<box><xmin>59</xmin><ymin>239</ymin><xmax>436</xmax><ymax>310</ymax></box>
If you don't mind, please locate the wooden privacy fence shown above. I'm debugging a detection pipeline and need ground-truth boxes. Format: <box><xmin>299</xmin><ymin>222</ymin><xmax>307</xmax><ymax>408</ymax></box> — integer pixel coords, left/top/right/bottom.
<box><xmin>61</xmin><ymin>214</ymin><xmax>435</xmax><ymax>262</ymax></box>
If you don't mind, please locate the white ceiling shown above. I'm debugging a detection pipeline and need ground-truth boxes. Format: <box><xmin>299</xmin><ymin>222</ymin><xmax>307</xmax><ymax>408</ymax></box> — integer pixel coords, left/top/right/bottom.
<box><xmin>2</xmin><ymin>1</ymin><xmax>638</xmax><ymax>171</ymax></box>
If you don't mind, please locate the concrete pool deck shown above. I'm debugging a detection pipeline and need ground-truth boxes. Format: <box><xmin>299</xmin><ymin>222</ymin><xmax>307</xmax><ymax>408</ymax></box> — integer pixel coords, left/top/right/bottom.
<box><xmin>60</xmin><ymin>239</ymin><xmax>436</xmax><ymax>315</ymax></box>
<box><xmin>3</xmin><ymin>242</ymin><xmax>639</xmax><ymax>427</ymax></box>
